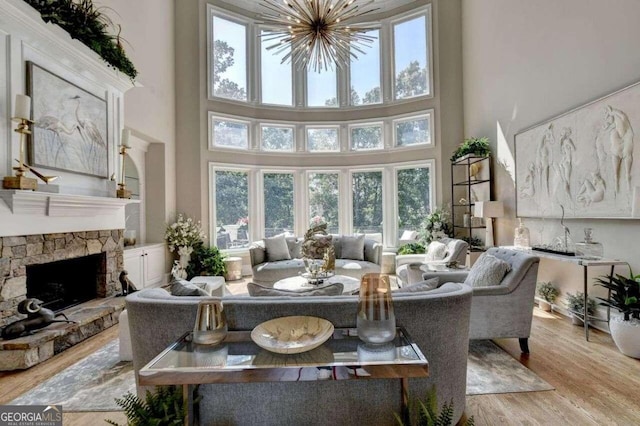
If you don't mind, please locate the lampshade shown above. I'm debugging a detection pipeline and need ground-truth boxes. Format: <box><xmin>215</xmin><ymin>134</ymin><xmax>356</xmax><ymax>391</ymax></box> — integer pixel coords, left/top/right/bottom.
<box><xmin>475</xmin><ymin>201</ymin><xmax>504</xmax><ymax>219</ymax></box>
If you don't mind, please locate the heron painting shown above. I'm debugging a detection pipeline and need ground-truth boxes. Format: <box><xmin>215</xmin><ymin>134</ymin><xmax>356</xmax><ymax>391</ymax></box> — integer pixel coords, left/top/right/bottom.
<box><xmin>27</xmin><ymin>62</ymin><xmax>109</xmax><ymax>178</ymax></box>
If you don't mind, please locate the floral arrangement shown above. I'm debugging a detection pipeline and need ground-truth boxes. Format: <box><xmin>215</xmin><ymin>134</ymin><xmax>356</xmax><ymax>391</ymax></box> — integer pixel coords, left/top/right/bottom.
<box><xmin>310</xmin><ymin>215</ymin><xmax>326</xmax><ymax>226</ymax></box>
<box><xmin>165</xmin><ymin>214</ymin><xmax>206</xmax><ymax>252</ymax></box>
<box><xmin>418</xmin><ymin>207</ymin><xmax>453</xmax><ymax>244</ymax></box>
<box><xmin>236</xmin><ymin>217</ymin><xmax>249</xmax><ymax>226</ymax></box>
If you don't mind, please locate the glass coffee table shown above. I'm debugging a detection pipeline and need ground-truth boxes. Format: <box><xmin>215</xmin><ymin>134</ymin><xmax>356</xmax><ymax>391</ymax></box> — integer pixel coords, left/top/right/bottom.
<box><xmin>273</xmin><ymin>274</ymin><xmax>361</xmax><ymax>294</ymax></box>
<box><xmin>139</xmin><ymin>327</ymin><xmax>429</xmax><ymax>425</ymax></box>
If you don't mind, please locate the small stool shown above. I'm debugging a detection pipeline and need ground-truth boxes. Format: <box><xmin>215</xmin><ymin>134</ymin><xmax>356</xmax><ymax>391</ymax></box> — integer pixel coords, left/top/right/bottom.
<box><xmin>381</xmin><ymin>252</ymin><xmax>396</xmax><ymax>275</ymax></box>
<box><xmin>224</xmin><ymin>256</ymin><xmax>243</xmax><ymax>281</ymax></box>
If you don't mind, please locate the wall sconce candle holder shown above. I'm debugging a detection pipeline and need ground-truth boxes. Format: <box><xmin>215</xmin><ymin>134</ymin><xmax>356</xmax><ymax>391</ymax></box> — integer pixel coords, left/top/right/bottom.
<box><xmin>3</xmin><ymin>117</ymin><xmax>38</xmax><ymax>190</ymax></box>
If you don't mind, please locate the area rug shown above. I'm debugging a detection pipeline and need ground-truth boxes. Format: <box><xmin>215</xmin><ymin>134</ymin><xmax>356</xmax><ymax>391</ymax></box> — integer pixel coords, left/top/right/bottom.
<box><xmin>10</xmin><ymin>339</ymin><xmax>134</xmax><ymax>412</ymax></box>
<box><xmin>10</xmin><ymin>338</ymin><xmax>553</xmax><ymax>411</ymax></box>
<box><xmin>466</xmin><ymin>340</ymin><xmax>554</xmax><ymax>395</ymax></box>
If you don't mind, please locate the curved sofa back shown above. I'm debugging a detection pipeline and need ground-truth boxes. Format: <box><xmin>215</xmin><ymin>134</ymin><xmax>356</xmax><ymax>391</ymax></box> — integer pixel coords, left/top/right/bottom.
<box><xmin>126</xmin><ymin>283</ymin><xmax>472</xmax><ymax>425</ymax></box>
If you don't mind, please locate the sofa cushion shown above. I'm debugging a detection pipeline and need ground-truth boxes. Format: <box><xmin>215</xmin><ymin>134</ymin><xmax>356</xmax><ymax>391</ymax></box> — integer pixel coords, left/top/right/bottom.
<box><xmin>170</xmin><ymin>279</ymin><xmax>209</xmax><ymax>296</ymax></box>
<box><xmin>341</xmin><ymin>234</ymin><xmax>365</xmax><ymax>261</ymax></box>
<box><xmin>247</xmin><ymin>282</ymin><xmax>344</xmax><ymax>297</ymax></box>
<box><xmin>425</xmin><ymin>241</ymin><xmax>447</xmax><ymax>261</ymax></box>
<box><xmin>264</xmin><ymin>234</ymin><xmax>292</xmax><ymax>262</ymax></box>
<box><xmin>286</xmin><ymin>237</ymin><xmax>302</xmax><ymax>259</ymax></box>
<box><xmin>395</xmin><ymin>277</ymin><xmax>440</xmax><ymax>293</ymax></box>
<box><xmin>464</xmin><ymin>254</ymin><xmax>511</xmax><ymax>288</ymax></box>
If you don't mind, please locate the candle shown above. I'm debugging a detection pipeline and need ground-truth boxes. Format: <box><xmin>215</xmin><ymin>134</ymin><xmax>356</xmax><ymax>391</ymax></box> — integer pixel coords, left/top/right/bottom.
<box><xmin>121</xmin><ymin>129</ymin><xmax>131</xmax><ymax>148</ymax></box>
<box><xmin>14</xmin><ymin>94</ymin><xmax>31</xmax><ymax>120</ymax></box>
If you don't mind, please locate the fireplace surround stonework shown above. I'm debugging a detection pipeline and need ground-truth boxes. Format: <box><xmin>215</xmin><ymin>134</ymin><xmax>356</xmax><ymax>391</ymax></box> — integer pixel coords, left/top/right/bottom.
<box><xmin>0</xmin><ymin>230</ymin><xmax>124</xmax><ymax>328</ymax></box>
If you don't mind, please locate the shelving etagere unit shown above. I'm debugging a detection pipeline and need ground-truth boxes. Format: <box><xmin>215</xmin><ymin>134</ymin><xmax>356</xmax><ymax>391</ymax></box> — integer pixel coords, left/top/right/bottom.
<box><xmin>450</xmin><ymin>155</ymin><xmax>491</xmax><ymax>260</ymax></box>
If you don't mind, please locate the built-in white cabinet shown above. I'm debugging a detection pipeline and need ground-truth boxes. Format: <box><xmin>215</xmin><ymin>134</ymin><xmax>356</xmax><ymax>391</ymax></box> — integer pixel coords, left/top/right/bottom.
<box><xmin>123</xmin><ymin>243</ymin><xmax>166</xmax><ymax>289</ymax></box>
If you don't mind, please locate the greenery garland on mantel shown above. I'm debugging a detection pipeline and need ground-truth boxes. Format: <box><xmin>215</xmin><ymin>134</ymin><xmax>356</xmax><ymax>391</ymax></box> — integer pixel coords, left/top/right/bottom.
<box><xmin>24</xmin><ymin>0</ymin><xmax>138</xmax><ymax>80</ymax></box>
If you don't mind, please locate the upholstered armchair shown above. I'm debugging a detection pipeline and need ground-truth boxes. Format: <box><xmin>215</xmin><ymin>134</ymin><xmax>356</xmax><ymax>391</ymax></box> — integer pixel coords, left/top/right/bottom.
<box><xmin>396</xmin><ymin>238</ymin><xmax>469</xmax><ymax>285</ymax></box>
<box><xmin>419</xmin><ymin>247</ymin><xmax>540</xmax><ymax>353</ymax></box>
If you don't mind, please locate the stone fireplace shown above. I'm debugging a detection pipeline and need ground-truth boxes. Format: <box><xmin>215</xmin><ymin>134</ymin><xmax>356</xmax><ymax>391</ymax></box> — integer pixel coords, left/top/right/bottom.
<box><xmin>0</xmin><ymin>230</ymin><xmax>124</xmax><ymax>328</ymax></box>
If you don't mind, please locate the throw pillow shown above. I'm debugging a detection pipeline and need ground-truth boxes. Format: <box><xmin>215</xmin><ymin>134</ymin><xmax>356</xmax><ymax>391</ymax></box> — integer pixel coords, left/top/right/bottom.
<box><xmin>341</xmin><ymin>234</ymin><xmax>365</xmax><ymax>261</ymax></box>
<box><xmin>425</xmin><ymin>241</ymin><xmax>447</xmax><ymax>262</ymax></box>
<box><xmin>394</xmin><ymin>277</ymin><xmax>440</xmax><ymax>293</ymax></box>
<box><xmin>399</xmin><ymin>230</ymin><xmax>418</xmax><ymax>241</ymax></box>
<box><xmin>264</xmin><ymin>234</ymin><xmax>292</xmax><ymax>262</ymax></box>
<box><xmin>286</xmin><ymin>237</ymin><xmax>303</xmax><ymax>259</ymax></box>
<box><xmin>247</xmin><ymin>282</ymin><xmax>344</xmax><ymax>297</ymax></box>
<box><xmin>170</xmin><ymin>279</ymin><xmax>209</xmax><ymax>296</ymax></box>
<box><xmin>464</xmin><ymin>254</ymin><xmax>511</xmax><ymax>288</ymax></box>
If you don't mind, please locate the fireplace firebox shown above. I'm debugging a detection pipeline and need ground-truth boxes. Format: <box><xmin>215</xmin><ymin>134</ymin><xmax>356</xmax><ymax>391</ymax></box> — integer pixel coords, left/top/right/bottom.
<box><xmin>26</xmin><ymin>253</ymin><xmax>106</xmax><ymax>312</ymax></box>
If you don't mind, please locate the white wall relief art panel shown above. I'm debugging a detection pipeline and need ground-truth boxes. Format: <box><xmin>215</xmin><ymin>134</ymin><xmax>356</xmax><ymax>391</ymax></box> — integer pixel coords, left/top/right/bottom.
<box><xmin>515</xmin><ymin>81</ymin><xmax>640</xmax><ymax>218</ymax></box>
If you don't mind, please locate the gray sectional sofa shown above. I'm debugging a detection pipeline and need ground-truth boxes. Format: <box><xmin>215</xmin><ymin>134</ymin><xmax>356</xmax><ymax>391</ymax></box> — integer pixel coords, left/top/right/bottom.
<box><xmin>126</xmin><ymin>283</ymin><xmax>473</xmax><ymax>425</ymax></box>
<box><xmin>249</xmin><ymin>236</ymin><xmax>382</xmax><ymax>285</ymax></box>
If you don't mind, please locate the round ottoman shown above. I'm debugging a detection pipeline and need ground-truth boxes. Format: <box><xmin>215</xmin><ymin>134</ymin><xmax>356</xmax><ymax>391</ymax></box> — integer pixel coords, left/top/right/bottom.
<box><xmin>224</xmin><ymin>256</ymin><xmax>243</xmax><ymax>281</ymax></box>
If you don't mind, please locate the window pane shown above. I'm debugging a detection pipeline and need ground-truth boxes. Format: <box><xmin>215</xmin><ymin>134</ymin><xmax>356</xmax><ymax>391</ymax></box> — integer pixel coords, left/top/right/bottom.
<box><xmin>395</xmin><ymin>117</ymin><xmax>429</xmax><ymax>146</ymax></box>
<box><xmin>350</xmin><ymin>30</ymin><xmax>381</xmax><ymax>106</ymax></box>
<box><xmin>307</xmin><ymin>69</ymin><xmax>337</xmax><ymax>107</ymax></box>
<box><xmin>351</xmin><ymin>125</ymin><xmax>383</xmax><ymax>150</ymax></box>
<box><xmin>215</xmin><ymin>170</ymin><xmax>249</xmax><ymax>249</ymax></box>
<box><xmin>397</xmin><ymin>167</ymin><xmax>430</xmax><ymax>237</ymax></box>
<box><xmin>261</xmin><ymin>32</ymin><xmax>292</xmax><ymax>105</ymax></box>
<box><xmin>213</xmin><ymin>119</ymin><xmax>249</xmax><ymax>149</ymax></box>
<box><xmin>394</xmin><ymin>15</ymin><xmax>429</xmax><ymax>99</ymax></box>
<box><xmin>261</xmin><ymin>126</ymin><xmax>294</xmax><ymax>151</ymax></box>
<box><xmin>264</xmin><ymin>173</ymin><xmax>294</xmax><ymax>237</ymax></box>
<box><xmin>309</xmin><ymin>173</ymin><xmax>339</xmax><ymax>234</ymax></box>
<box><xmin>307</xmin><ymin>128</ymin><xmax>339</xmax><ymax>152</ymax></box>
<box><xmin>212</xmin><ymin>16</ymin><xmax>247</xmax><ymax>101</ymax></box>
<box><xmin>352</xmin><ymin>171</ymin><xmax>383</xmax><ymax>234</ymax></box>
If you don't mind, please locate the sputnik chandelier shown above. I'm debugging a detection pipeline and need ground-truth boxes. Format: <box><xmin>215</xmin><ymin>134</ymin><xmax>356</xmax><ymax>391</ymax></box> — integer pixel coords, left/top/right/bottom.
<box><xmin>259</xmin><ymin>0</ymin><xmax>380</xmax><ymax>73</ymax></box>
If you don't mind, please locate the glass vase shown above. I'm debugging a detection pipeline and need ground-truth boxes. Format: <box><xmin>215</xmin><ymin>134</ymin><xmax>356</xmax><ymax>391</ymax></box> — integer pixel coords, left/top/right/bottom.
<box><xmin>193</xmin><ymin>300</ymin><xmax>228</xmax><ymax>345</ymax></box>
<box><xmin>575</xmin><ymin>228</ymin><xmax>604</xmax><ymax>259</ymax></box>
<box><xmin>513</xmin><ymin>218</ymin><xmax>531</xmax><ymax>248</ymax></box>
<box><xmin>356</xmin><ymin>273</ymin><xmax>396</xmax><ymax>344</ymax></box>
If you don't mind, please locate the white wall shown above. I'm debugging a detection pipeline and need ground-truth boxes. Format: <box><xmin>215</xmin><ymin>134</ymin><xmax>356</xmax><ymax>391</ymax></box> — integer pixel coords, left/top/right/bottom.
<box><xmin>462</xmin><ymin>0</ymin><xmax>640</xmax><ymax>309</ymax></box>
<box><xmin>102</xmin><ymin>0</ymin><xmax>176</xmax><ymax>243</ymax></box>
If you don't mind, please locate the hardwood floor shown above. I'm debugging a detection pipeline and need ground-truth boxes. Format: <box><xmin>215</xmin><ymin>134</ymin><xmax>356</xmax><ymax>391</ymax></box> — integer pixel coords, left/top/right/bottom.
<box><xmin>1</xmin><ymin>305</ymin><xmax>638</xmax><ymax>425</ymax></box>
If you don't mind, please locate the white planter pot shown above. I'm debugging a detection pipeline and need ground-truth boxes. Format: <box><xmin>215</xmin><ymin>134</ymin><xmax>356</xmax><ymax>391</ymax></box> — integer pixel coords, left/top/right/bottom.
<box><xmin>609</xmin><ymin>317</ymin><xmax>640</xmax><ymax>359</ymax></box>
<box><xmin>538</xmin><ymin>300</ymin><xmax>552</xmax><ymax>312</ymax></box>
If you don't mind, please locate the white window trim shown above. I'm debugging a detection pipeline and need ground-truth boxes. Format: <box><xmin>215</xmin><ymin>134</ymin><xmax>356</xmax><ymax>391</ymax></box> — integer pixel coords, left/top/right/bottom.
<box><xmin>259</xmin><ymin>123</ymin><xmax>296</xmax><ymax>152</ymax></box>
<box><xmin>392</xmin><ymin>111</ymin><xmax>434</xmax><ymax>149</ymax></box>
<box><xmin>207</xmin><ymin>5</ymin><xmax>251</xmax><ymax>103</ymax></box>
<box><xmin>209</xmin><ymin>112</ymin><xmax>252</xmax><ymax>151</ymax></box>
<box><xmin>305</xmin><ymin>125</ymin><xmax>341</xmax><ymax>153</ymax></box>
<box><xmin>390</xmin><ymin>5</ymin><xmax>434</xmax><ymax>101</ymax></box>
<box><xmin>348</xmin><ymin>121</ymin><xmax>385</xmax><ymax>152</ymax></box>
<box><xmin>209</xmin><ymin>161</ymin><xmax>436</xmax><ymax>251</ymax></box>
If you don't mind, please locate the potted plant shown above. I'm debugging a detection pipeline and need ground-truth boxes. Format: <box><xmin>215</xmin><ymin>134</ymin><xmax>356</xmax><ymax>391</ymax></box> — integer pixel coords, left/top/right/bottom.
<box><xmin>397</xmin><ymin>243</ymin><xmax>426</xmax><ymax>255</ymax></box>
<box><xmin>536</xmin><ymin>281</ymin><xmax>559</xmax><ymax>312</ymax></box>
<box><xmin>186</xmin><ymin>244</ymin><xmax>227</xmax><ymax>280</ymax></box>
<box><xmin>450</xmin><ymin>137</ymin><xmax>491</xmax><ymax>162</ymax></box>
<box><xmin>418</xmin><ymin>207</ymin><xmax>453</xmax><ymax>245</ymax></box>
<box><xmin>565</xmin><ymin>292</ymin><xmax>597</xmax><ymax>326</ymax></box>
<box><xmin>595</xmin><ymin>270</ymin><xmax>640</xmax><ymax>358</ymax></box>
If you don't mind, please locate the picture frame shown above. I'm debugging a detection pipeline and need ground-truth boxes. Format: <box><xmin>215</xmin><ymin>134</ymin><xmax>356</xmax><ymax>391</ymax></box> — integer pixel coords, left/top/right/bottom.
<box><xmin>515</xmin><ymin>80</ymin><xmax>640</xmax><ymax>219</ymax></box>
<box><xmin>27</xmin><ymin>61</ymin><xmax>109</xmax><ymax>178</ymax></box>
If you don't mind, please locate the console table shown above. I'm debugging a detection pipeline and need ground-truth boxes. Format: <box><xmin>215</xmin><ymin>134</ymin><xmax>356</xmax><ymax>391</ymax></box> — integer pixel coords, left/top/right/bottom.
<box><xmin>139</xmin><ymin>327</ymin><xmax>429</xmax><ymax>425</ymax></box>
<box><xmin>505</xmin><ymin>247</ymin><xmax>627</xmax><ymax>341</ymax></box>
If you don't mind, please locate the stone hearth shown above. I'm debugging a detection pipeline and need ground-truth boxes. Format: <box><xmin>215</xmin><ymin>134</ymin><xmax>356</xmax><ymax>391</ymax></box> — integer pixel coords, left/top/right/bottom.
<box><xmin>0</xmin><ymin>230</ymin><xmax>124</xmax><ymax>327</ymax></box>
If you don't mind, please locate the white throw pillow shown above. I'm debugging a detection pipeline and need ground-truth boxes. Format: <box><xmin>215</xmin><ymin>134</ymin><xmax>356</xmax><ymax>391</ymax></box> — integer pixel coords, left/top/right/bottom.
<box><xmin>341</xmin><ymin>234</ymin><xmax>365</xmax><ymax>261</ymax></box>
<box><xmin>425</xmin><ymin>241</ymin><xmax>448</xmax><ymax>262</ymax></box>
<box><xmin>263</xmin><ymin>234</ymin><xmax>292</xmax><ymax>262</ymax></box>
<box><xmin>400</xmin><ymin>230</ymin><xmax>418</xmax><ymax>241</ymax></box>
<box><xmin>464</xmin><ymin>254</ymin><xmax>511</xmax><ymax>288</ymax></box>
<box><xmin>394</xmin><ymin>277</ymin><xmax>440</xmax><ymax>293</ymax></box>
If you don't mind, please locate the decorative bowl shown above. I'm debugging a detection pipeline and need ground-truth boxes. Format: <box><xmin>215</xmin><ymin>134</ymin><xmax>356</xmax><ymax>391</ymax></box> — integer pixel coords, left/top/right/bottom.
<box><xmin>250</xmin><ymin>316</ymin><xmax>334</xmax><ymax>354</ymax></box>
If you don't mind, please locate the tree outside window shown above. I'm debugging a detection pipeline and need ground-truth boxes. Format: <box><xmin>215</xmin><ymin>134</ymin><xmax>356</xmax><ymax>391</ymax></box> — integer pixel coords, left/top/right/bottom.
<box><xmin>215</xmin><ymin>170</ymin><xmax>249</xmax><ymax>248</ymax></box>
<box><xmin>264</xmin><ymin>173</ymin><xmax>294</xmax><ymax>237</ymax></box>
<box><xmin>397</xmin><ymin>167</ymin><xmax>431</xmax><ymax>237</ymax></box>
<box><xmin>212</xmin><ymin>16</ymin><xmax>247</xmax><ymax>101</ymax></box>
<box><xmin>309</xmin><ymin>173</ymin><xmax>339</xmax><ymax>234</ymax></box>
<box><xmin>352</xmin><ymin>171</ymin><xmax>383</xmax><ymax>234</ymax></box>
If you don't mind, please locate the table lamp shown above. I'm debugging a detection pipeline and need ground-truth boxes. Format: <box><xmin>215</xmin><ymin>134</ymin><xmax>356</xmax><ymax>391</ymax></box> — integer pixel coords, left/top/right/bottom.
<box><xmin>475</xmin><ymin>201</ymin><xmax>504</xmax><ymax>247</ymax></box>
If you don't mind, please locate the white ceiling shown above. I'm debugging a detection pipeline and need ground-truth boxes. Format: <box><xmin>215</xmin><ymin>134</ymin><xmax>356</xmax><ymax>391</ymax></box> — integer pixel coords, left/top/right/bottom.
<box><xmin>220</xmin><ymin>0</ymin><xmax>418</xmax><ymax>14</ymax></box>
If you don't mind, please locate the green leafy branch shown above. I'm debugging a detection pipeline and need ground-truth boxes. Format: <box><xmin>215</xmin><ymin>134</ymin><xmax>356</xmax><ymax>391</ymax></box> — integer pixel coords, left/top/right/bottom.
<box><xmin>24</xmin><ymin>0</ymin><xmax>137</xmax><ymax>80</ymax></box>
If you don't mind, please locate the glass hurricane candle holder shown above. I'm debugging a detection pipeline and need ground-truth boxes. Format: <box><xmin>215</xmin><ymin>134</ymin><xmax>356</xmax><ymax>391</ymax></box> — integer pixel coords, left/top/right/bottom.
<box><xmin>356</xmin><ymin>273</ymin><xmax>396</xmax><ymax>344</ymax></box>
<box><xmin>193</xmin><ymin>299</ymin><xmax>227</xmax><ymax>345</ymax></box>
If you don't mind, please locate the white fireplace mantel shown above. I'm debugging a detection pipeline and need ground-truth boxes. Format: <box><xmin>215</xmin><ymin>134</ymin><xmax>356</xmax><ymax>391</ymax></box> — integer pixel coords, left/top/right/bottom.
<box><xmin>0</xmin><ymin>190</ymin><xmax>139</xmax><ymax>216</ymax></box>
